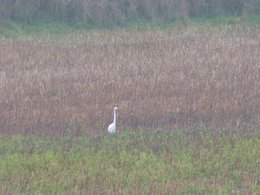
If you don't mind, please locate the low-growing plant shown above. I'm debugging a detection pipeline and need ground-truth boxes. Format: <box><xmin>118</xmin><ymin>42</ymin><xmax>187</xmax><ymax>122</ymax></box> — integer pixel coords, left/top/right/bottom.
<box><xmin>0</xmin><ymin>128</ymin><xmax>259</xmax><ymax>193</ymax></box>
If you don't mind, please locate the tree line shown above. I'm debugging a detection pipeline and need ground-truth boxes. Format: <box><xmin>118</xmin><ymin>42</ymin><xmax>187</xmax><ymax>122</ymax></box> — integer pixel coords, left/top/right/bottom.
<box><xmin>0</xmin><ymin>0</ymin><xmax>259</xmax><ymax>26</ymax></box>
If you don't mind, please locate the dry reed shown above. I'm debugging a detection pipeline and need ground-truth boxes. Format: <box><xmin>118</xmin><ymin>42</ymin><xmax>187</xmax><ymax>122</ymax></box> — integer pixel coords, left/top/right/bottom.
<box><xmin>0</xmin><ymin>27</ymin><xmax>259</xmax><ymax>136</ymax></box>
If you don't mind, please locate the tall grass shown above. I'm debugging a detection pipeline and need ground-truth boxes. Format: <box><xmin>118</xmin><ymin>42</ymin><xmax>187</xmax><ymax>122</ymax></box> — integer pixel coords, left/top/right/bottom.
<box><xmin>0</xmin><ymin>26</ymin><xmax>259</xmax><ymax>136</ymax></box>
<box><xmin>0</xmin><ymin>16</ymin><xmax>259</xmax><ymax>194</ymax></box>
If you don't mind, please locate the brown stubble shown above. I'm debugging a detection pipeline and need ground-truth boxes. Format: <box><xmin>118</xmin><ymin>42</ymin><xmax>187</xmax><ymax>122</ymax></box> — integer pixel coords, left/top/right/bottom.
<box><xmin>0</xmin><ymin>27</ymin><xmax>259</xmax><ymax>136</ymax></box>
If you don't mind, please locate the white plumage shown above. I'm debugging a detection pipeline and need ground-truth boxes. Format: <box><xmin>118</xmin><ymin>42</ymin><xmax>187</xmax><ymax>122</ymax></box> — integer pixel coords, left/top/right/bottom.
<box><xmin>108</xmin><ymin>107</ymin><xmax>118</xmax><ymax>134</ymax></box>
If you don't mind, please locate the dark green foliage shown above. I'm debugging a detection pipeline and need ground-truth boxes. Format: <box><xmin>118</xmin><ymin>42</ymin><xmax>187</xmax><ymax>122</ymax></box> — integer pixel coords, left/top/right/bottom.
<box><xmin>0</xmin><ymin>0</ymin><xmax>259</xmax><ymax>28</ymax></box>
<box><xmin>221</xmin><ymin>0</ymin><xmax>245</xmax><ymax>16</ymax></box>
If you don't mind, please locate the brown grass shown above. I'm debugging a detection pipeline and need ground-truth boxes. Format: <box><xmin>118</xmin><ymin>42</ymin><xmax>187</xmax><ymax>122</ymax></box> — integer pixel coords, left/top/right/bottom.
<box><xmin>0</xmin><ymin>26</ymin><xmax>259</xmax><ymax>136</ymax></box>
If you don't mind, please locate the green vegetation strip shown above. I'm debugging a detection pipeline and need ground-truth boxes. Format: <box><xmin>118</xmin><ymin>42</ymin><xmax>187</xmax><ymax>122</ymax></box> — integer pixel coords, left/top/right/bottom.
<box><xmin>0</xmin><ymin>128</ymin><xmax>259</xmax><ymax>193</ymax></box>
<box><xmin>0</xmin><ymin>15</ymin><xmax>259</xmax><ymax>37</ymax></box>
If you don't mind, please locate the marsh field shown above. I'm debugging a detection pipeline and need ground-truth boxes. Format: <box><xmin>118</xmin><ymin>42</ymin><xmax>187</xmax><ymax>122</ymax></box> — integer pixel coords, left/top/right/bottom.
<box><xmin>0</xmin><ymin>25</ymin><xmax>259</xmax><ymax>193</ymax></box>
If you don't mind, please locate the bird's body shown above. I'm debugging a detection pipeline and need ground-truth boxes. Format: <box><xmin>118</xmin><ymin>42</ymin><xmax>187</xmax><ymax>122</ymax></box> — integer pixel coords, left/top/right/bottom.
<box><xmin>108</xmin><ymin>107</ymin><xmax>118</xmax><ymax>134</ymax></box>
<box><xmin>108</xmin><ymin>122</ymin><xmax>116</xmax><ymax>134</ymax></box>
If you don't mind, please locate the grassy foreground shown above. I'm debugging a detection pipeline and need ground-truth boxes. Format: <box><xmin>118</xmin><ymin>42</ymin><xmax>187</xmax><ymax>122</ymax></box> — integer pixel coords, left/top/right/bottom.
<box><xmin>0</xmin><ymin>128</ymin><xmax>259</xmax><ymax>194</ymax></box>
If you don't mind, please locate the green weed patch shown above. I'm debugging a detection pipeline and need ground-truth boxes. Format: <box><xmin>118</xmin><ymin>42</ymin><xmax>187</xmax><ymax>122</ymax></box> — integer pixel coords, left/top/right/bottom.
<box><xmin>0</xmin><ymin>128</ymin><xmax>259</xmax><ymax>193</ymax></box>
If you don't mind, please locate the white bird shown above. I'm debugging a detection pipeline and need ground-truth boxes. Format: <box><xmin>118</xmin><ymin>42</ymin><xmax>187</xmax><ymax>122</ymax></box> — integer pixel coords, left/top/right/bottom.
<box><xmin>108</xmin><ymin>107</ymin><xmax>118</xmax><ymax>134</ymax></box>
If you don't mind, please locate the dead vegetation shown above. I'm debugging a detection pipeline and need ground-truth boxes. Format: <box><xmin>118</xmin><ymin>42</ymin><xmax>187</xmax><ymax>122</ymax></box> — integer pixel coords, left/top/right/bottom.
<box><xmin>0</xmin><ymin>26</ymin><xmax>259</xmax><ymax>136</ymax></box>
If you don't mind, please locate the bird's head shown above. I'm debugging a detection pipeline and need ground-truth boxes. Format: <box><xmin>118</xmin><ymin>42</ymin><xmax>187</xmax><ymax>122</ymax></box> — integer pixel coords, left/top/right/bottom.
<box><xmin>114</xmin><ymin>107</ymin><xmax>118</xmax><ymax>110</ymax></box>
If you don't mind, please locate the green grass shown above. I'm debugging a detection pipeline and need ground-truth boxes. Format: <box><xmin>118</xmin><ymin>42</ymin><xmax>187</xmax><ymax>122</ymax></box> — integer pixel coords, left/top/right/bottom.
<box><xmin>0</xmin><ymin>20</ymin><xmax>87</xmax><ymax>37</ymax></box>
<box><xmin>0</xmin><ymin>128</ymin><xmax>259</xmax><ymax>193</ymax></box>
<box><xmin>1</xmin><ymin>14</ymin><xmax>259</xmax><ymax>37</ymax></box>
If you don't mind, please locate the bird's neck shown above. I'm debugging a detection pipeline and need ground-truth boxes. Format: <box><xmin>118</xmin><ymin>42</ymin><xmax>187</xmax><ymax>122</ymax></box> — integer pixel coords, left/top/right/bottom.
<box><xmin>113</xmin><ymin>109</ymin><xmax>116</xmax><ymax>124</ymax></box>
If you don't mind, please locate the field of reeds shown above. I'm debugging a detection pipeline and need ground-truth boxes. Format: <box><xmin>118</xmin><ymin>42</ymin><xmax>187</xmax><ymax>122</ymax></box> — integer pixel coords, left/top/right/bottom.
<box><xmin>0</xmin><ymin>26</ymin><xmax>259</xmax><ymax>136</ymax></box>
<box><xmin>0</xmin><ymin>24</ymin><xmax>259</xmax><ymax>193</ymax></box>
